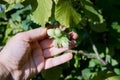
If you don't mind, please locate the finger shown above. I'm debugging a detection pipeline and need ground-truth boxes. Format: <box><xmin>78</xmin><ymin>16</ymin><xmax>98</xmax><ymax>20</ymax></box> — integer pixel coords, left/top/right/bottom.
<box><xmin>69</xmin><ymin>31</ymin><xmax>78</xmax><ymax>40</ymax></box>
<box><xmin>43</xmin><ymin>47</ymin><xmax>69</xmax><ymax>58</ymax></box>
<box><xmin>61</xmin><ymin>25</ymin><xmax>66</xmax><ymax>31</ymax></box>
<box><xmin>44</xmin><ymin>53</ymin><xmax>73</xmax><ymax>69</ymax></box>
<box><xmin>40</xmin><ymin>33</ymin><xmax>77</xmax><ymax>49</ymax></box>
<box><xmin>23</xmin><ymin>27</ymin><xmax>47</xmax><ymax>42</ymax></box>
<box><xmin>31</xmin><ymin>42</ymin><xmax>44</xmax><ymax>73</ymax></box>
<box><xmin>43</xmin><ymin>40</ymin><xmax>76</xmax><ymax>58</ymax></box>
<box><xmin>39</xmin><ymin>38</ymin><xmax>54</xmax><ymax>49</ymax></box>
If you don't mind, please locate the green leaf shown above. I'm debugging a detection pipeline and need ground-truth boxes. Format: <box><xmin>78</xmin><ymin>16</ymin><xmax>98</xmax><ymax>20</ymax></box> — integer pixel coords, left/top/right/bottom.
<box><xmin>11</xmin><ymin>12</ymin><xmax>21</xmax><ymax>22</ymax></box>
<box><xmin>114</xmin><ymin>68</ymin><xmax>120</xmax><ymax>75</ymax></box>
<box><xmin>31</xmin><ymin>0</ymin><xmax>52</xmax><ymax>27</ymax></box>
<box><xmin>106</xmin><ymin>76</ymin><xmax>120</xmax><ymax>80</ymax></box>
<box><xmin>91</xmin><ymin>70</ymin><xmax>117</xmax><ymax>80</ymax></box>
<box><xmin>111</xmin><ymin>22</ymin><xmax>120</xmax><ymax>33</ymax></box>
<box><xmin>89</xmin><ymin>59</ymin><xmax>103</xmax><ymax>67</ymax></box>
<box><xmin>85</xmin><ymin>5</ymin><xmax>103</xmax><ymax>23</ymax></box>
<box><xmin>11</xmin><ymin>5</ymin><xmax>32</xmax><ymax>22</ymax></box>
<box><xmin>55</xmin><ymin>0</ymin><xmax>81</xmax><ymax>27</ymax></box>
<box><xmin>21</xmin><ymin>19</ymin><xmax>31</xmax><ymax>30</ymax></box>
<box><xmin>6</xmin><ymin>3</ymin><xmax>24</xmax><ymax>12</ymax></box>
<box><xmin>105</xmin><ymin>55</ymin><xmax>118</xmax><ymax>66</ymax></box>
<box><xmin>82</xmin><ymin>68</ymin><xmax>91</xmax><ymax>80</ymax></box>
<box><xmin>3</xmin><ymin>0</ymin><xmax>25</xmax><ymax>4</ymax></box>
<box><xmin>111</xmin><ymin>59</ymin><xmax>118</xmax><ymax>66</ymax></box>
<box><xmin>83</xmin><ymin>0</ymin><xmax>104</xmax><ymax>23</ymax></box>
<box><xmin>89</xmin><ymin>59</ymin><xmax>96</xmax><ymax>67</ymax></box>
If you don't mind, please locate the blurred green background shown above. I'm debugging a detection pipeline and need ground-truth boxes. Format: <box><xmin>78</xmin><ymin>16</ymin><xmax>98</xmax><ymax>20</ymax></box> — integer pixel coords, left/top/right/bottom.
<box><xmin>0</xmin><ymin>0</ymin><xmax>120</xmax><ymax>80</ymax></box>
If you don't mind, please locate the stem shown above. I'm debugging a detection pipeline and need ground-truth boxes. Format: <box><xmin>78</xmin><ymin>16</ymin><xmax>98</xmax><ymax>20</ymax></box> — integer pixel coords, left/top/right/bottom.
<box><xmin>66</xmin><ymin>49</ymin><xmax>115</xmax><ymax>74</ymax></box>
<box><xmin>83</xmin><ymin>26</ymin><xmax>106</xmax><ymax>64</ymax></box>
<box><xmin>79</xmin><ymin>22</ymin><xmax>115</xmax><ymax>73</ymax></box>
<box><xmin>92</xmin><ymin>44</ymin><xmax>106</xmax><ymax>65</ymax></box>
<box><xmin>66</xmin><ymin>50</ymin><xmax>97</xmax><ymax>59</ymax></box>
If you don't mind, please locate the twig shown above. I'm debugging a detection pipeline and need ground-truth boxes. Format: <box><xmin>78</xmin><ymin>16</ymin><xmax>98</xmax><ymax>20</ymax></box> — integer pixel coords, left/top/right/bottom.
<box><xmin>80</xmin><ymin>22</ymin><xmax>106</xmax><ymax>63</ymax></box>
<box><xmin>66</xmin><ymin>50</ymin><xmax>97</xmax><ymax>59</ymax></box>
<box><xmin>80</xmin><ymin>22</ymin><xmax>115</xmax><ymax>73</ymax></box>
<box><xmin>92</xmin><ymin>44</ymin><xmax>106</xmax><ymax>65</ymax></box>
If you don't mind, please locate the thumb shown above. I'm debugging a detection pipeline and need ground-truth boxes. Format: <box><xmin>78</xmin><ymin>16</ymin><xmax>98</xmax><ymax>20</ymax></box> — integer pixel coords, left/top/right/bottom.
<box><xmin>20</xmin><ymin>27</ymin><xmax>47</xmax><ymax>42</ymax></box>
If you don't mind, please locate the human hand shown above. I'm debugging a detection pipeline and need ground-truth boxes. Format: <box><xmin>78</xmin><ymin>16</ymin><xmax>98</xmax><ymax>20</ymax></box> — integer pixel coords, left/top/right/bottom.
<box><xmin>0</xmin><ymin>27</ymin><xmax>77</xmax><ymax>80</ymax></box>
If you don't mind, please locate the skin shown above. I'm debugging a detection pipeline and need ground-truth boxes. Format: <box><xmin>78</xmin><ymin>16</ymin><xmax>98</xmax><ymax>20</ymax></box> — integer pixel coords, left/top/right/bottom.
<box><xmin>0</xmin><ymin>27</ymin><xmax>78</xmax><ymax>80</ymax></box>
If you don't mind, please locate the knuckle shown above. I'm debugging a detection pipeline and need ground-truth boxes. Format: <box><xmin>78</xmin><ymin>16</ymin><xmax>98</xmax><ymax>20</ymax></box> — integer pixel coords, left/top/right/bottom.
<box><xmin>15</xmin><ymin>32</ymin><xmax>26</xmax><ymax>38</ymax></box>
<box><xmin>14</xmin><ymin>32</ymin><xmax>29</xmax><ymax>41</ymax></box>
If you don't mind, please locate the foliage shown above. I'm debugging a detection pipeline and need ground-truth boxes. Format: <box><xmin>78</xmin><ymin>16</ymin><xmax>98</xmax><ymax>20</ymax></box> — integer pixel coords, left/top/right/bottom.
<box><xmin>31</xmin><ymin>0</ymin><xmax>52</xmax><ymax>27</ymax></box>
<box><xmin>0</xmin><ymin>0</ymin><xmax>120</xmax><ymax>80</ymax></box>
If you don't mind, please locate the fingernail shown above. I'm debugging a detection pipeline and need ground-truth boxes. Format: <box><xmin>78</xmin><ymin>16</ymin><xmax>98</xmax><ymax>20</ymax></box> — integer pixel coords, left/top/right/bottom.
<box><xmin>70</xmin><ymin>40</ymin><xmax>76</xmax><ymax>46</ymax></box>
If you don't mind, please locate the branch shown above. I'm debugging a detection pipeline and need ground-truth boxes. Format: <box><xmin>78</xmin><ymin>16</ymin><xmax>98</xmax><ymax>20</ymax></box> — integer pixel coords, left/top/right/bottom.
<box><xmin>80</xmin><ymin>22</ymin><xmax>115</xmax><ymax>73</ymax></box>
<box><xmin>66</xmin><ymin>50</ymin><xmax>97</xmax><ymax>59</ymax></box>
<box><xmin>83</xmin><ymin>27</ymin><xmax>106</xmax><ymax>65</ymax></box>
<box><xmin>92</xmin><ymin>44</ymin><xmax>106</xmax><ymax>65</ymax></box>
